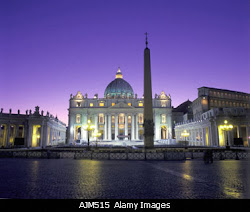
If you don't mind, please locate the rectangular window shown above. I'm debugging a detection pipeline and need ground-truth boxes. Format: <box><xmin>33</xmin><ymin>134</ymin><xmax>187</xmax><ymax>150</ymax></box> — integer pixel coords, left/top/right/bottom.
<box><xmin>138</xmin><ymin>102</ymin><xmax>143</xmax><ymax>107</ymax></box>
<box><xmin>161</xmin><ymin>114</ymin><xmax>166</xmax><ymax>123</ymax></box>
<box><xmin>128</xmin><ymin>103</ymin><xmax>131</xmax><ymax>106</ymax></box>
<box><xmin>76</xmin><ymin>114</ymin><xmax>81</xmax><ymax>124</ymax></box>
<box><xmin>112</xmin><ymin>103</ymin><xmax>115</xmax><ymax>106</ymax></box>
<box><xmin>90</xmin><ymin>103</ymin><xmax>93</xmax><ymax>107</ymax></box>
<box><xmin>138</xmin><ymin>114</ymin><xmax>143</xmax><ymax>124</ymax></box>
<box><xmin>112</xmin><ymin>116</ymin><xmax>115</xmax><ymax>123</ymax></box>
<box><xmin>99</xmin><ymin>102</ymin><xmax>104</xmax><ymax>107</ymax></box>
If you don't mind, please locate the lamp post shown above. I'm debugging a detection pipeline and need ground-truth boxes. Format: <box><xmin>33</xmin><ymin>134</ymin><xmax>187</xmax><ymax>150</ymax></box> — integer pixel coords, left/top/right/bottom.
<box><xmin>93</xmin><ymin>130</ymin><xmax>102</xmax><ymax>148</ymax></box>
<box><xmin>181</xmin><ymin>130</ymin><xmax>190</xmax><ymax>149</ymax></box>
<box><xmin>220</xmin><ymin>120</ymin><xmax>233</xmax><ymax>150</ymax></box>
<box><xmin>83</xmin><ymin>120</ymin><xmax>95</xmax><ymax>150</ymax></box>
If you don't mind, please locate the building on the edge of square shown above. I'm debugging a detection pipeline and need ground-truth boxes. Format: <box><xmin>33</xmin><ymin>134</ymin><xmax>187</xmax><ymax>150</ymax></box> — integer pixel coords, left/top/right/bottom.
<box><xmin>0</xmin><ymin>106</ymin><xmax>66</xmax><ymax>148</ymax></box>
<box><xmin>175</xmin><ymin>87</ymin><xmax>250</xmax><ymax>147</ymax></box>
<box><xmin>67</xmin><ymin>67</ymin><xmax>174</xmax><ymax>144</ymax></box>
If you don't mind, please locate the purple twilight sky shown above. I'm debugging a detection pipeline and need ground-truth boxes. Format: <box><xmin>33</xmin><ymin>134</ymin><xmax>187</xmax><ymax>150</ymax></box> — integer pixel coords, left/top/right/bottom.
<box><xmin>1</xmin><ymin>0</ymin><xmax>249</xmax><ymax>125</ymax></box>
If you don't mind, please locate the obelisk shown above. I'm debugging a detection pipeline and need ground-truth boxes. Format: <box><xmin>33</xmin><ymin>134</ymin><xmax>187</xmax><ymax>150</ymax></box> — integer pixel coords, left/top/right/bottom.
<box><xmin>143</xmin><ymin>33</ymin><xmax>154</xmax><ymax>148</ymax></box>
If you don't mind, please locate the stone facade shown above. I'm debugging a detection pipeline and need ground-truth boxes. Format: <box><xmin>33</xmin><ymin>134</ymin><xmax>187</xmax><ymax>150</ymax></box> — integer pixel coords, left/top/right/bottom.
<box><xmin>67</xmin><ymin>69</ymin><xmax>173</xmax><ymax>144</ymax></box>
<box><xmin>0</xmin><ymin>106</ymin><xmax>66</xmax><ymax>148</ymax></box>
<box><xmin>175</xmin><ymin>87</ymin><xmax>250</xmax><ymax>147</ymax></box>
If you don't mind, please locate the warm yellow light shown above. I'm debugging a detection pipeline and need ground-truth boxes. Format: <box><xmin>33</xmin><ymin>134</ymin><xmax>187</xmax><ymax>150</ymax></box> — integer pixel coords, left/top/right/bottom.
<box><xmin>139</xmin><ymin>103</ymin><xmax>143</xmax><ymax>107</ymax></box>
<box><xmin>224</xmin><ymin>120</ymin><xmax>228</xmax><ymax>124</ymax></box>
<box><xmin>90</xmin><ymin>103</ymin><xmax>93</xmax><ymax>107</ymax></box>
<box><xmin>112</xmin><ymin>103</ymin><xmax>115</xmax><ymax>106</ymax></box>
<box><xmin>88</xmin><ymin>120</ymin><xmax>91</xmax><ymax>124</ymax></box>
<box><xmin>181</xmin><ymin>130</ymin><xmax>190</xmax><ymax>137</ymax></box>
<box><xmin>128</xmin><ymin>103</ymin><xmax>131</xmax><ymax>106</ymax></box>
<box><xmin>99</xmin><ymin>103</ymin><xmax>104</xmax><ymax>107</ymax></box>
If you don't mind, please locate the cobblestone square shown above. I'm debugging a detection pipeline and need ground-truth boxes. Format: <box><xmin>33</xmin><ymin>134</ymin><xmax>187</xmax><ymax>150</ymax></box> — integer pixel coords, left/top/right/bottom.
<box><xmin>0</xmin><ymin>158</ymin><xmax>250</xmax><ymax>199</ymax></box>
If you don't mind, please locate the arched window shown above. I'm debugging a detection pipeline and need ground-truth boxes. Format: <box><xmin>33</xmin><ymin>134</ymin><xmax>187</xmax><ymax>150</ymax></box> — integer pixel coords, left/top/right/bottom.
<box><xmin>99</xmin><ymin>114</ymin><xmax>104</xmax><ymax>124</ymax></box>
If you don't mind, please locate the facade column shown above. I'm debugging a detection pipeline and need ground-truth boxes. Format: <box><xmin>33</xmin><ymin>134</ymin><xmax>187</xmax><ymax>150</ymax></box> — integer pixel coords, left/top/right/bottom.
<box><xmin>15</xmin><ymin>125</ymin><xmax>19</xmax><ymax>138</ymax></box>
<box><xmin>125</xmin><ymin>114</ymin><xmax>128</xmax><ymax>140</ymax></box>
<box><xmin>40</xmin><ymin>124</ymin><xmax>44</xmax><ymax>147</ymax></box>
<box><xmin>42</xmin><ymin>125</ymin><xmax>48</xmax><ymax>148</ymax></box>
<box><xmin>108</xmin><ymin>114</ymin><xmax>112</xmax><ymax>140</ymax></box>
<box><xmin>131</xmin><ymin>114</ymin><xmax>135</xmax><ymax>140</ymax></box>
<box><xmin>27</xmin><ymin>124</ymin><xmax>33</xmax><ymax>147</ymax></box>
<box><xmin>115</xmin><ymin>114</ymin><xmax>118</xmax><ymax>140</ymax></box>
<box><xmin>95</xmin><ymin>114</ymin><xmax>98</xmax><ymax>135</ymax></box>
<box><xmin>202</xmin><ymin>128</ymin><xmax>205</xmax><ymax>146</ymax></box>
<box><xmin>135</xmin><ymin>114</ymin><xmax>138</xmax><ymax>140</ymax></box>
<box><xmin>81</xmin><ymin>114</ymin><xmax>87</xmax><ymax>141</ymax></box>
<box><xmin>68</xmin><ymin>114</ymin><xmax>74</xmax><ymax>144</ymax></box>
<box><xmin>49</xmin><ymin>127</ymin><xmax>52</xmax><ymax>145</ymax></box>
<box><xmin>238</xmin><ymin>125</ymin><xmax>242</xmax><ymax>138</ymax></box>
<box><xmin>6</xmin><ymin>123</ymin><xmax>10</xmax><ymax>147</ymax></box>
<box><xmin>104</xmin><ymin>114</ymin><xmax>108</xmax><ymax>140</ymax></box>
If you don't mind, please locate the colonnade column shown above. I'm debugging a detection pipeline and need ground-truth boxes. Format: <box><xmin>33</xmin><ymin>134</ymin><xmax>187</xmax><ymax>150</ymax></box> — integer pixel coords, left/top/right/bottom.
<box><xmin>6</xmin><ymin>123</ymin><xmax>10</xmax><ymax>147</ymax></box>
<box><xmin>125</xmin><ymin>114</ymin><xmax>128</xmax><ymax>140</ymax></box>
<box><xmin>27</xmin><ymin>124</ymin><xmax>33</xmax><ymax>147</ymax></box>
<box><xmin>42</xmin><ymin>125</ymin><xmax>48</xmax><ymax>148</ymax></box>
<box><xmin>40</xmin><ymin>124</ymin><xmax>44</xmax><ymax>147</ymax></box>
<box><xmin>115</xmin><ymin>114</ymin><xmax>118</xmax><ymax>140</ymax></box>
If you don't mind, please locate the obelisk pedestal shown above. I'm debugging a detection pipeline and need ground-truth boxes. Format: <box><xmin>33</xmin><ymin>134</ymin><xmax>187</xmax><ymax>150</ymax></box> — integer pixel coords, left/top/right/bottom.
<box><xmin>143</xmin><ymin>33</ymin><xmax>154</xmax><ymax>149</ymax></box>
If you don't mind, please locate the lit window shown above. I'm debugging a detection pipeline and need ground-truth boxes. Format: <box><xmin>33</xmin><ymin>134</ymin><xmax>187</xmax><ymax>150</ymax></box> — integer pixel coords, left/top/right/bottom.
<box><xmin>139</xmin><ymin>102</ymin><xmax>143</xmax><ymax>107</ymax></box>
<box><xmin>99</xmin><ymin>114</ymin><xmax>104</xmax><ymax>124</ymax></box>
<box><xmin>90</xmin><ymin>103</ymin><xmax>93</xmax><ymax>107</ymax></box>
<box><xmin>99</xmin><ymin>102</ymin><xmax>104</xmax><ymax>107</ymax></box>
<box><xmin>119</xmin><ymin>114</ymin><xmax>125</xmax><ymax>124</ymax></box>
<box><xmin>112</xmin><ymin>103</ymin><xmax>115</xmax><ymax>106</ymax></box>
<box><xmin>128</xmin><ymin>116</ymin><xmax>131</xmax><ymax>124</ymax></box>
<box><xmin>77</xmin><ymin>102</ymin><xmax>81</xmax><ymax>107</ymax></box>
<box><xmin>112</xmin><ymin>116</ymin><xmax>115</xmax><ymax>123</ymax></box>
<box><xmin>161</xmin><ymin>114</ymin><xmax>166</xmax><ymax>123</ymax></box>
<box><xmin>128</xmin><ymin>103</ymin><xmax>131</xmax><ymax>106</ymax></box>
<box><xmin>76</xmin><ymin>114</ymin><xmax>81</xmax><ymax>124</ymax></box>
<box><xmin>138</xmin><ymin>114</ymin><xmax>143</xmax><ymax>124</ymax></box>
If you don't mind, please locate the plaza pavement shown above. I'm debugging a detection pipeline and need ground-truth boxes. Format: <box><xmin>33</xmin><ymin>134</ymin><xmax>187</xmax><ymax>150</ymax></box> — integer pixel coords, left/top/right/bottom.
<box><xmin>0</xmin><ymin>158</ymin><xmax>250</xmax><ymax>199</ymax></box>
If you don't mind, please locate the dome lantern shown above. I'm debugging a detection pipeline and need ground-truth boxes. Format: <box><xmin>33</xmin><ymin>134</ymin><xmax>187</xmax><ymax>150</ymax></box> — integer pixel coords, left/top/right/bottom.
<box><xmin>104</xmin><ymin>68</ymin><xmax>134</xmax><ymax>99</ymax></box>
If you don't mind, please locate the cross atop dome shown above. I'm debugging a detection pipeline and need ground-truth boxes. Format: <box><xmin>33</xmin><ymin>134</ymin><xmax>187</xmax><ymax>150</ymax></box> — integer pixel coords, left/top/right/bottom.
<box><xmin>115</xmin><ymin>67</ymin><xmax>123</xmax><ymax>79</ymax></box>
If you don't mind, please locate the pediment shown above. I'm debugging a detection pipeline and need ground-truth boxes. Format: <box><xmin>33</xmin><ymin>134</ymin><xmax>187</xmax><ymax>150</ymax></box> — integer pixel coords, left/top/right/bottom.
<box><xmin>110</xmin><ymin>102</ymin><xmax>134</xmax><ymax>109</ymax></box>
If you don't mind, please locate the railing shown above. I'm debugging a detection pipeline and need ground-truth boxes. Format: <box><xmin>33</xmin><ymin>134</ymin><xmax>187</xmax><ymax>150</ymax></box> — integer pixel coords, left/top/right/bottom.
<box><xmin>0</xmin><ymin>149</ymin><xmax>249</xmax><ymax>161</ymax></box>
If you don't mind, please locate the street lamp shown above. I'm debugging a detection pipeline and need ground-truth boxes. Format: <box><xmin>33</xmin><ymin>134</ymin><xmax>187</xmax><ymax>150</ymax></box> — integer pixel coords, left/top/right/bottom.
<box><xmin>181</xmin><ymin>130</ymin><xmax>190</xmax><ymax>149</ymax></box>
<box><xmin>83</xmin><ymin>120</ymin><xmax>95</xmax><ymax>150</ymax></box>
<box><xmin>220</xmin><ymin>120</ymin><xmax>233</xmax><ymax>150</ymax></box>
<box><xmin>92</xmin><ymin>130</ymin><xmax>102</xmax><ymax>148</ymax></box>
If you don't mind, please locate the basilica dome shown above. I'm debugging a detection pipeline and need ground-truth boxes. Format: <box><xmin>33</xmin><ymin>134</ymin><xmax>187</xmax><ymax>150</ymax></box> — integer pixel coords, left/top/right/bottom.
<box><xmin>104</xmin><ymin>68</ymin><xmax>134</xmax><ymax>98</ymax></box>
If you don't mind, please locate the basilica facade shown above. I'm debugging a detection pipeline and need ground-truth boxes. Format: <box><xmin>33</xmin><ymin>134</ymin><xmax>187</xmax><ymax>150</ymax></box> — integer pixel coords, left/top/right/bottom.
<box><xmin>67</xmin><ymin>68</ymin><xmax>172</xmax><ymax>144</ymax></box>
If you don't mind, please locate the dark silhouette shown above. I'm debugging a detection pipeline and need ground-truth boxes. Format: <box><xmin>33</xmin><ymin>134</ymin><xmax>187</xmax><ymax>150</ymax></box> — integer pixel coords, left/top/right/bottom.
<box><xmin>204</xmin><ymin>149</ymin><xmax>213</xmax><ymax>164</ymax></box>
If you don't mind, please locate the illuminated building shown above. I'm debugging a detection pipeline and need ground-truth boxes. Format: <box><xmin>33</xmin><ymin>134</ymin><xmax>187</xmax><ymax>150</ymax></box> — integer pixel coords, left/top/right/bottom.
<box><xmin>175</xmin><ymin>87</ymin><xmax>250</xmax><ymax>147</ymax></box>
<box><xmin>67</xmin><ymin>67</ymin><xmax>173</xmax><ymax>144</ymax></box>
<box><xmin>0</xmin><ymin>106</ymin><xmax>66</xmax><ymax>148</ymax></box>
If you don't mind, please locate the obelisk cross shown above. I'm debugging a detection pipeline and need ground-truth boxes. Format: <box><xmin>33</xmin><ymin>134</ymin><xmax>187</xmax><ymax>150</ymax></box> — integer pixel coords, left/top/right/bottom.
<box><xmin>145</xmin><ymin>32</ymin><xmax>148</xmax><ymax>48</ymax></box>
